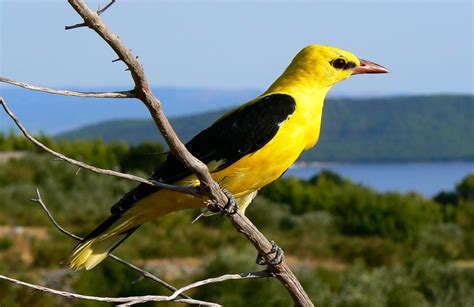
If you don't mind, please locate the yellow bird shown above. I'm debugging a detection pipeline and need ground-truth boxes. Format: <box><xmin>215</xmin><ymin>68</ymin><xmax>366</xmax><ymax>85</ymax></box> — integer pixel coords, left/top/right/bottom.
<box><xmin>69</xmin><ymin>45</ymin><xmax>388</xmax><ymax>270</ymax></box>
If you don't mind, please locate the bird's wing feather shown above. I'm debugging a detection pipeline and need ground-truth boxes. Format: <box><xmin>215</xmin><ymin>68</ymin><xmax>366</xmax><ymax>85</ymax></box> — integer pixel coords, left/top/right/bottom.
<box><xmin>110</xmin><ymin>93</ymin><xmax>296</xmax><ymax>215</ymax></box>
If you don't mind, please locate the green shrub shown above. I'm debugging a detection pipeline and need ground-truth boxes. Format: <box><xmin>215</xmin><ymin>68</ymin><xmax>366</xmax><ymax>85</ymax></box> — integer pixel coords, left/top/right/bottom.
<box><xmin>262</xmin><ymin>171</ymin><xmax>443</xmax><ymax>241</ymax></box>
<box><xmin>0</xmin><ymin>237</ymin><xmax>14</xmax><ymax>250</ymax></box>
<box><xmin>457</xmin><ymin>174</ymin><xmax>474</xmax><ymax>204</ymax></box>
<box><xmin>194</xmin><ymin>247</ymin><xmax>292</xmax><ymax>306</ymax></box>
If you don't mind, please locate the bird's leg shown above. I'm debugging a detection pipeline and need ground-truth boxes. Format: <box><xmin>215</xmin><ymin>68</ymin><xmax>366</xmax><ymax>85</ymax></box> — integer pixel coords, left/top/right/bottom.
<box><xmin>256</xmin><ymin>240</ymin><xmax>284</xmax><ymax>266</ymax></box>
<box><xmin>200</xmin><ymin>188</ymin><xmax>237</xmax><ymax>221</ymax></box>
<box><xmin>220</xmin><ymin>188</ymin><xmax>238</xmax><ymax>215</ymax></box>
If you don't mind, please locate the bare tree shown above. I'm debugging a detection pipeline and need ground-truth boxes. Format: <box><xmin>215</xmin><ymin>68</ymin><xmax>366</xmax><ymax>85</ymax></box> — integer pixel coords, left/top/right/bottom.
<box><xmin>0</xmin><ymin>1</ymin><xmax>314</xmax><ymax>306</ymax></box>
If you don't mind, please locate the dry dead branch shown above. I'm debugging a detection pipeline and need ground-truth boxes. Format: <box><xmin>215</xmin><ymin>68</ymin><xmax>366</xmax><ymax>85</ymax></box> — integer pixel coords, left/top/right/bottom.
<box><xmin>0</xmin><ymin>274</ymin><xmax>220</xmax><ymax>306</ymax></box>
<box><xmin>29</xmin><ymin>188</ymin><xmax>192</xmax><ymax>299</ymax></box>
<box><xmin>0</xmin><ymin>190</ymin><xmax>273</xmax><ymax>306</ymax></box>
<box><xmin>0</xmin><ymin>0</ymin><xmax>314</xmax><ymax>305</ymax></box>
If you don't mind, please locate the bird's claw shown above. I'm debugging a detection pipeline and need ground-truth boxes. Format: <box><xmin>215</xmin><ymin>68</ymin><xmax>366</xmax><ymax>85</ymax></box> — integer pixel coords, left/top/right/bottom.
<box><xmin>220</xmin><ymin>188</ymin><xmax>238</xmax><ymax>215</ymax></box>
<box><xmin>256</xmin><ymin>240</ymin><xmax>284</xmax><ymax>266</ymax></box>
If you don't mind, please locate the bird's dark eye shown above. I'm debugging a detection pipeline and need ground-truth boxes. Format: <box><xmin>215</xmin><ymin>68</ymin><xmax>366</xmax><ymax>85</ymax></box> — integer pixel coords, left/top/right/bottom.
<box><xmin>331</xmin><ymin>58</ymin><xmax>347</xmax><ymax>69</ymax></box>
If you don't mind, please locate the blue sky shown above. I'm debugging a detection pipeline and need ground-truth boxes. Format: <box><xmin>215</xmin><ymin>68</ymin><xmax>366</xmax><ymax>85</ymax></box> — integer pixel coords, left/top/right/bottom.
<box><xmin>1</xmin><ymin>0</ymin><xmax>473</xmax><ymax>96</ymax></box>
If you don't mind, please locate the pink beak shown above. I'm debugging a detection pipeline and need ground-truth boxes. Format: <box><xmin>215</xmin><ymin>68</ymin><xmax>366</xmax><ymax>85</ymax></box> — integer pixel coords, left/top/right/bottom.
<box><xmin>352</xmin><ymin>59</ymin><xmax>389</xmax><ymax>75</ymax></box>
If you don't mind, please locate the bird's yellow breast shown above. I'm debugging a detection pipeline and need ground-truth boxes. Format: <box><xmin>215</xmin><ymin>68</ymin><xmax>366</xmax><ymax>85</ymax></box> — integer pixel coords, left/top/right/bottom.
<box><xmin>211</xmin><ymin>90</ymin><xmax>327</xmax><ymax>197</ymax></box>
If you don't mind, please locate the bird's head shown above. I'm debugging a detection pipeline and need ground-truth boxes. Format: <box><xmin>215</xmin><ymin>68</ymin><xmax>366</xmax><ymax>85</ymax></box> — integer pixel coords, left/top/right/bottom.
<box><xmin>282</xmin><ymin>44</ymin><xmax>388</xmax><ymax>89</ymax></box>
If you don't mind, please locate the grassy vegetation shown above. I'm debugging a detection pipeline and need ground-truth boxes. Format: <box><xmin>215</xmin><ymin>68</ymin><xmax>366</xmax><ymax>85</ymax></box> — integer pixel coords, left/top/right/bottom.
<box><xmin>0</xmin><ymin>136</ymin><xmax>473</xmax><ymax>306</ymax></box>
<box><xmin>0</xmin><ymin>131</ymin><xmax>166</xmax><ymax>172</ymax></box>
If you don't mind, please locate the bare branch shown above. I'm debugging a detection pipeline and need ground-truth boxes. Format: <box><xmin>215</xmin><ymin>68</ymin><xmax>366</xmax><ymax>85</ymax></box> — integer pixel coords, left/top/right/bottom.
<box><xmin>108</xmin><ymin>255</ymin><xmax>185</xmax><ymax>295</ymax></box>
<box><xmin>0</xmin><ymin>274</ymin><xmax>220</xmax><ymax>306</ymax></box>
<box><xmin>0</xmin><ymin>97</ymin><xmax>200</xmax><ymax>197</ymax></box>
<box><xmin>167</xmin><ymin>270</ymin><xmax>271</xmax><ymax>301</ymax></box>
<box><xmin>65</xmin><ymin>0</ymin><xmax>116</xmax><ymax>30</ymax></box>
<box><xmin>67</xmin><ymin>0</ymin><xmax>221</xmax><ymax>198</ymax></box>
<box><xmin>0</xmin><ymin>76</ymin><xmax>134</xmax><ymax>98</ymax></box>
<box><xmin>30</xmin><ymin>188</ymin><xmax>192</xmax><ymax>299</ymax></box>
<box><xmin>117</xmin><ymin>271</ymin><xmax>272</xmax><ymax>306</ymax></box>
<box><xmin>31</xmin><ymin>188</ymin><xmax>80</xmax><ymax>240</ymax></box>
<box><xmin>28</xmin><ymin>188</ymin><xmax>273</xmax><ymax>306</ymax></box>
<box><xmin>66</xmin><ymin>1</ymin><xmax>314</xmax><ymax>305</ymax></box>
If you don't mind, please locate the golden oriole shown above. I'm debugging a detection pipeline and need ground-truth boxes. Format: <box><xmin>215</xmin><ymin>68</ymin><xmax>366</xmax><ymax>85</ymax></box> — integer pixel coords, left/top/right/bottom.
<box><xmin>69</xmin><ymin>44</ymin><xmax>388</xmax><ymax>270</ymax></box>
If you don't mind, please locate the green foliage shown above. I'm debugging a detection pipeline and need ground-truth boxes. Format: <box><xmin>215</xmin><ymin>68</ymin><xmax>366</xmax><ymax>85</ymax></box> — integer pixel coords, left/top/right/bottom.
<box><xmin>413</xmin><ymin>223</ymin><xmax>465</xmax><ymax>261</ymax></box>
<box><xmin>433</xmin><ymin>173</ymin><xmax>474</xmax><ymax>257</ymax></box>
<box><xmin>332</xmin><ymin>192</ymin><xmax>442</xmax><ymax>241</ymax></box>
<box><xmin>0</xmin><ymin>130</ymin><xmax>38</xmax><ymax>151</ymax></box>
<box><xmin>410</xmin><ymin>259</ymin><xmax>474</xmax><ymax>306</ymax></box>
<box><xmin>330</xmin><ymin>237</ymin><xmax>400</xmax><ymax>267</ymax></box>
<box><xmin>435</xmin><ymin>174</ymin><xmax>474</xmax><ymax>207</ymax></box>
<box><xmin>0</xmin><ymin>237</ymin><xmax>13</xmax><ymax>250</ymax></box>
<box><xmin>195</xmin><ymin>253</ymin><xmax>474</xmax><ymax>307</ymax></box>
<box><xmin>456</xmin><ymin>173</ymin><xmax>474</xmax><ymax>204</ymax></box>
<box><xmin>194</xmin><ymin>247</ymin><xmax>293</xmax><ymax>306</ymax></box>
<box><xmin>329</xmin><ymin>262</ymin><xmax>428</xmax><ymax>307</ymax></box>
<box><xmin>119</xmin><ymin>142</ymin><xmax>166</xmax><ymax>172</ymax></box>
<box><xmin>0</xmin><ymin>154</ymin><xmax>134</xmax><ymax>228</ymax></box>
<box><xmin>262</xmin><ymin>171</ymin><xmax>443</xmax><ymax>241</ymax></box>
<box><xmin>1</xmin><ymin>135</ymin><xmax>473</xmax><ymax>306</ymax></box>
<box><xmin>72</xmin><ymin>260</ymin><xmax>166</xmax><ymax>306</ymax></box>
<box><xmin>0</xmin><ymin>131</ymin><xmax>165</xmax><ymax>172</ymax></box>
<box><xmin>457</xmin><ymin>202</ymin><xmax>474</xmax><ymax>257</ymax></box>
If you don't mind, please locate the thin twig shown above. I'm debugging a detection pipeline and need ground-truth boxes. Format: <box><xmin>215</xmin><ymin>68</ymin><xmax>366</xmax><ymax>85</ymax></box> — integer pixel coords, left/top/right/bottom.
<box><xmin>0</xmin><ymin>76</ymin><xmax>134</xmax><ymax>98</ymax></box>
<box><xmin>0</xmin><ymin>97</ymin><xmax>200</xmax><ymax>197</ymax></box>
<box><xmin>30</xmin><ymin>188</ymin><xmax>192</xmax><ymax>300</ymax></box>
<box><xmin>167</xmin><ymin>270</ymin><xmax>271</xmax><ymax>301</ymax></box>
<box><xmin>116</xmin><ymin>271</ymin><xmax>271</xmax><ymax>306</ymax></box>
<box><xmin>31</xmin><ymin>189</ymin><xmax>81</xmax><ymax>240</ymax></box>
<box><xmin>0</xmin><ymin>274</ymin><xmax>220</xmax><ymax>306</ymax></box>
<box><xmin>65</xmin><ymin>0</ymin><xmax>116</xmax><ymax>30</ymax></box>
<box><xmin>97</xmin><ymin>0</ymin><xmax>116</xmax><ymax>15</ymax></box>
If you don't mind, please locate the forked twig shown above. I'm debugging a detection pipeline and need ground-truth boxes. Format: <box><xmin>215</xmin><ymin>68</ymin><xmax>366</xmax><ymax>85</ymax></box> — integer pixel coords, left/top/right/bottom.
<box><xmin>30</xmin><ymin>188</ymin><xmax>192</xmax><ymax>299</ymax></box>
<box><xmin>166</xmin><ymin>270</ymin><xmax>271</xmax><ymax>301</ymax></box>
<box><xmin>0</xmin><ymin>274</ymin><xmax>220</xmax><ymax>306</ymax></box>
<box><xmin>117</xmin><ymin>271</ymin><xmax>271</xmax><ymax>306</ymax></box>
<box><xmin>0</xmin><ymin>188</ymin><xmax>273</xmax><ymax>306</ymax></box>
<box><xmin>65</xmin><ymin>0</ymin><xmax>116</xmax><ymax>30</ymax></box>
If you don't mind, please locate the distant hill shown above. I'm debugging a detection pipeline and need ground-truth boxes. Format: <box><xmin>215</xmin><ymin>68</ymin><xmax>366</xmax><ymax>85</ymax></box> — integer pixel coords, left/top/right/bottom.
<box><xmin>57</xmin><ymin>95</ymin><xmax>474</xmax><ymax>162</ymax></box>
<box><xmin>58</xmin><ymin>110</ymin><xmax>223</xmax><ymax>145</ymax></box>
<box><xmin>0</xmin><ymin>86</ymin><xmax>259</xmax><ymax>133</ymax></box>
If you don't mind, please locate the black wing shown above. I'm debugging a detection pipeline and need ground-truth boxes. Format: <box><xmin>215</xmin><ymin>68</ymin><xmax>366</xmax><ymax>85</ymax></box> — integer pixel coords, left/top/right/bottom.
<box><xmin>110</xmin><ymin>93</ymin><xmax>296</xmax><ymax>214</ymax></box>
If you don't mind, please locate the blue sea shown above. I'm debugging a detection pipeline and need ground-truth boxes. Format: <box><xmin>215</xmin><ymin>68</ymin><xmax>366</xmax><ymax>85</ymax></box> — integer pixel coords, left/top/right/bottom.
<box><xmin>285</xmin><ymin>162</ymin><xmax>474</xmax><ymax>197</ymax></box>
